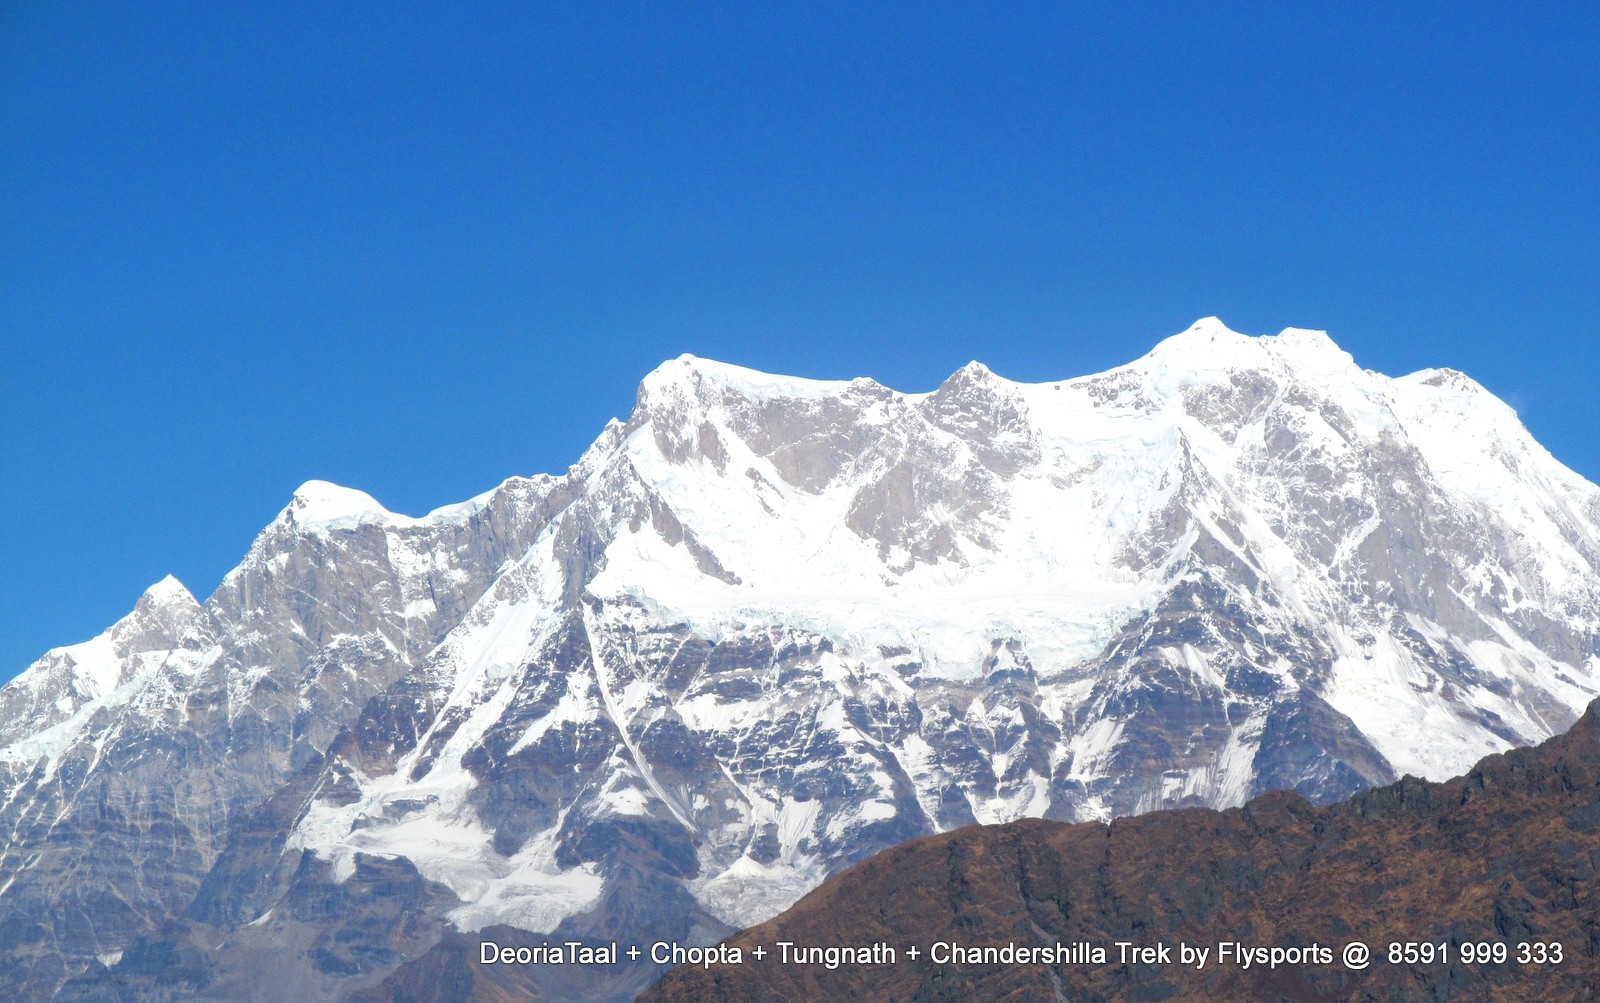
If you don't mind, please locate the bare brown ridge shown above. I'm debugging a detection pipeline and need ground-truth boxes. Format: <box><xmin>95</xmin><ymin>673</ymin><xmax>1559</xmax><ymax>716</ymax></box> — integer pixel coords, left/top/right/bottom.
<box><xmin>640</xmin><ymin>699</ymin><xmax>1600</xmax><ymax>1003</ymax></box>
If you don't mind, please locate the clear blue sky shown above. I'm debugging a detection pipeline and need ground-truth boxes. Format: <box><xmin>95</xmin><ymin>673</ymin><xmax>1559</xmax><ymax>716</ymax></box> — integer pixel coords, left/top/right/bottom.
<box><xmin>3</xmin><ymin>3</ymin><xmax>1596</xmax><ymax>678</ymax></box>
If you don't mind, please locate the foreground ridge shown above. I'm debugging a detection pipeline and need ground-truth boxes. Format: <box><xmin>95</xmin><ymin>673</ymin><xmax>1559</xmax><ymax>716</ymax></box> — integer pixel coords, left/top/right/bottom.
<box><xmin>642</xmin><ymin>698</ymin><xmax>1600</xmax><ymax>1002</ymax></box>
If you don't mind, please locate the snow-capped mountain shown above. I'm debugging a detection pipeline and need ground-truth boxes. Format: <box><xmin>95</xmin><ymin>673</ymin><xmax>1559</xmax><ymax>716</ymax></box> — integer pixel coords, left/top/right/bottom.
<box><xmin>5</xmin><ymin>320</ymin><xmax>1599</xmax><ymax>1001</ymax></box>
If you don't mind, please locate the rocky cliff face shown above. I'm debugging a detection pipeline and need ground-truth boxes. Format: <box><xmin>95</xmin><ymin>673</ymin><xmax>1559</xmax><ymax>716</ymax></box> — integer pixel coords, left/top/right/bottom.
<box><xmin>4</xmin><ymin>320</ymin><xmax>1599</xmax><ymax>1001</ymax></box>
<box><xmin>0</xmin><ymin>478</ymin><xmax>556</xmax><ymax>998</ymax></box>
<box><xmin>642</xmin><ymin>697</ymin><xmax>1600</xmax><ymax>1003</ymax></box>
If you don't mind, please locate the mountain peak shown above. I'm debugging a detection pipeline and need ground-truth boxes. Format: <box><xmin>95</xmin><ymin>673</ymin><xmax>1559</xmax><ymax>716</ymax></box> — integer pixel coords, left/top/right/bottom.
<box><xmin>1269</xmin><ymin>325</ymin><xmax>1355</xmax><ymax>372</ymax></box>
<box><xmin>1141</xmin><ymin>317</ymin><xmax>1258</xmax><ymax>368</ymax></box>
<box><xmin>928</xmin><ymin>359</ymin><xmax>1008</xmax><ymax>398</ymax></box>
<box><xmin>936</xmin><ymin>359</ymin><xmax>1008</xmax><ymax>391</ymax></box>
<box><xmin>639</xmin><ymin>354</ymin><xmax>856</xmax><ymax>404</ymax></box>
<box><xmin>137</xmin><ymin>574</ymin><xmax>197</xmax><ymax>610</ymax></box>
<box><xmin>1403</xmin><ymin>366</ymin><xmax>1496</xmax><ymax>398</ymax></box>
<box><xmin>1135</xmin><ymin>319</ymin><xmax>1358</xmax><ymax>386</ymax></box>
<box><xmin>113</xmin><ymin>574</ymin><xmax>203</xmax><ymax>656</ymax></box>
<box><xmin>1187</xmin><ymin>314</ymin><xmax>1237</xmax><ymax>336</ymax></box>
<box><xmin>285</xmin><ymin>479</ymin><xmax>395</xmax><ymax>531</ymax></box>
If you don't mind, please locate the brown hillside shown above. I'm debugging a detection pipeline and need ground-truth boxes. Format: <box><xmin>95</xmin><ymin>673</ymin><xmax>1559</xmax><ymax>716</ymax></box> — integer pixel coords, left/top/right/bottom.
<box><xmin>640</xmin><ymin>701</ymin><xmax>1600</xmax><ymax>1002</ymax></box>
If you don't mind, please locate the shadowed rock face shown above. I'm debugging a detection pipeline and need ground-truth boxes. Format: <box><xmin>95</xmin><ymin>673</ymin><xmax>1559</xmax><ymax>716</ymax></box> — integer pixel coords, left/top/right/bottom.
<box><xmin>6</xmin><ymin>324</ymin><xmax>1600</xmax><ymax>1002</ymax></box>
<box><xmin>642</xmin><ymin>698</ymin><xmax>1600</xmax><ymax>1003</ymax></box>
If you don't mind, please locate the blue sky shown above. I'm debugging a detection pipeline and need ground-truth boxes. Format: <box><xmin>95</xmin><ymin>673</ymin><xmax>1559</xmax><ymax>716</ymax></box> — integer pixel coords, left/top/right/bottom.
<box><xmin>2</xmin><ymin>3</ymin><xmax>1596</xmax><ymax>677</ymax></box>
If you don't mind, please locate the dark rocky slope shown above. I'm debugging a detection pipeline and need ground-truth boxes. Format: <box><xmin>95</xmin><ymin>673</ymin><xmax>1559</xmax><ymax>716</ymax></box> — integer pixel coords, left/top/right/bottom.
<box><xmin>641</xmin><ymin>699</ymin><xmax>1600</xmax><ymax>1002</ymax></box>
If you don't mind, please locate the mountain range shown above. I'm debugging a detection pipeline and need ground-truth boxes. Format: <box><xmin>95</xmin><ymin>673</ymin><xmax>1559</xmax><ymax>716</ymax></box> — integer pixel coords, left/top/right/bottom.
<box><xmin>2</xmin><ymin>319</ymin><xmax>1597</xmax><ymax>1000</ymax></box>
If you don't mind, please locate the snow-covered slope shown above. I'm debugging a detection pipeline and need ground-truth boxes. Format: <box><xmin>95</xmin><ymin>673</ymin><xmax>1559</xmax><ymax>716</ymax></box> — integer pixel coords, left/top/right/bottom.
<box><xmin>5</xmin><ymin>320</ymin><xmax>1600</xmax><ymax>1002</ymax></box>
